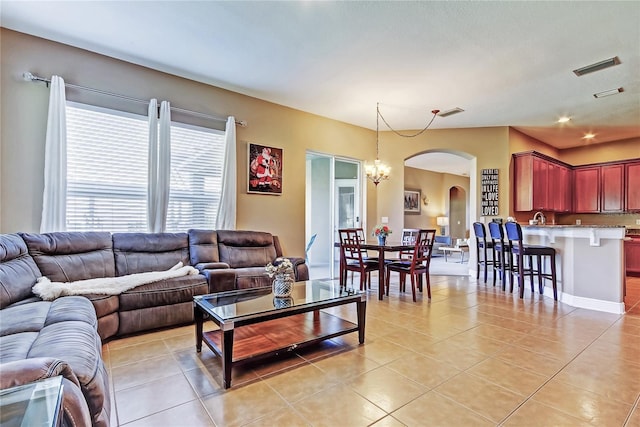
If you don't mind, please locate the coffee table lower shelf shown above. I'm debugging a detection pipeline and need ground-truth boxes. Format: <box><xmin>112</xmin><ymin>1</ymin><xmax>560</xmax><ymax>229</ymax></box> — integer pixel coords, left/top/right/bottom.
<box><xmin>200</xmin><ymin>311</ymin><xmax>359</xmax><ymax>387</ymax></box>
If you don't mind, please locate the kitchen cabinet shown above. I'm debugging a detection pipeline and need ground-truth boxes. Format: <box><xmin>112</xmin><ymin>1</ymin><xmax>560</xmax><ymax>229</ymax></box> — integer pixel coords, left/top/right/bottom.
<box><xmin>549</xmin><ymin>162</ymin><xmax>572</xmax><ymax>212</ymax></box>
<box><xmin>625</xmin><ymin>236</ymin><xmax>640</xmax><ymax>276</ymax></box>
<box><xmin>601</xmin><ymin>163</ymin><xmax>625</xmax><ymax>212</ymax></box>
<box><xmin>573</xmin><ymin>166</ymin><xmax>600</xmax><ymax>213</ymax></box>
<box><xmin>513</xmin><ymin>152</ymin><xmax>570</xmax><ymax>212</ymax></box>
<box><xmin>626</xmin><ymin>161</ymin><xmax>640</xmax><ymax>211</ymax></box>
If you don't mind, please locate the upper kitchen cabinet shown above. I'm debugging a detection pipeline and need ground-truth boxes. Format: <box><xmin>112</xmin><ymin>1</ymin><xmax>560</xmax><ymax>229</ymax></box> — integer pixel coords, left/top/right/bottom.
<box><xmin>601</xmin><ymin>163</ymin><xmax>625</xmax><ymax>212</ymax></box>
<box><xmin>574</xmin><ymin>166</ymin><xmax>601</xmax><ymax>213</ymax></box>
<box><xmin>626</xmin><ymin>161</ymin><xmax>640</xmax><ymax>211</ymax></box>
<box><xmin>513</xmin><ymin>152</ymin><xmax>571</xmax><ymax>212</ymax></box>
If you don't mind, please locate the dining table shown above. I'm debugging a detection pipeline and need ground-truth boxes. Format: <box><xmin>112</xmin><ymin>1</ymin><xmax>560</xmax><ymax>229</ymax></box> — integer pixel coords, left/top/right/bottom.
<box><xmin>338</xmin><ymin>241</ymin><xmax>415</xmax><ymax>300</ymax></box>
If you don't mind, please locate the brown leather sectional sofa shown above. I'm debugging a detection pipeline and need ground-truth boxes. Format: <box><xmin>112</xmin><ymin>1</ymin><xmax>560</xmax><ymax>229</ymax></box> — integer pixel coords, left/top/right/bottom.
<box><xmin>0</xmin><ymin>229</ymin><xmax>308</xmax><ymax>427</ymax></box>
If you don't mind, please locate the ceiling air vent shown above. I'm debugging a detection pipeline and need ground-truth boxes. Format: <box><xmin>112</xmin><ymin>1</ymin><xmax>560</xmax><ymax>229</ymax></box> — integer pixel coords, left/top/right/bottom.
<box><xmin>573</xmin><ymin>56</ymin><xmax>620</xmax><ymax>76</ymax></box>
<box><xmin>438</xmin><ymin>107</ymin><xmax>465</xmax><ymax>118</ymax></box>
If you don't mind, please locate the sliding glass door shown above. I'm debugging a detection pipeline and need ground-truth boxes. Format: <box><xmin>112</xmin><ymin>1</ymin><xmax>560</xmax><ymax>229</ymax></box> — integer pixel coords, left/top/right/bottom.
<box><xmin>305</xmin><ymin>152</ymin><xmax>362</xmax><ymax>279</ymax></box>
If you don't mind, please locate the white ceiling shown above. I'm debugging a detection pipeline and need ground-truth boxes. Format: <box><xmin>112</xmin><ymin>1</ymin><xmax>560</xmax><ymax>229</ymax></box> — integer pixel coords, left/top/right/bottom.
<box><xmin>2</xmin><ymin>1</ymin><xmax>639</xmax><ymax>169</ymax></box>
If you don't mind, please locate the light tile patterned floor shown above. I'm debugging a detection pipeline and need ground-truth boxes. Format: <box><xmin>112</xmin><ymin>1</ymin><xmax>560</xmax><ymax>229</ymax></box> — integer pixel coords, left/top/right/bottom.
<box><xmin>103</xmin><ymin>275</ymin><xmax>640</xmax><ymax>427</ymax></box>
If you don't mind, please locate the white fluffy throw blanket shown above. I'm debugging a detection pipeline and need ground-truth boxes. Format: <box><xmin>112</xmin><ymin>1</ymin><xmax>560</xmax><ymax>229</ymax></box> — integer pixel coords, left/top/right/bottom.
<box><xmin>33</xmin><ymin>262</ymin><xmax>199</xmax><ymax>301</ymax></box>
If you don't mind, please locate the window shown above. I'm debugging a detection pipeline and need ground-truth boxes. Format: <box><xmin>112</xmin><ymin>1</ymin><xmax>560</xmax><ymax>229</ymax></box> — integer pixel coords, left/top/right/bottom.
<box><xmin>65</xmin><ymin>102</ymin><xmax>226</xmax><ymax>232</ymax></box>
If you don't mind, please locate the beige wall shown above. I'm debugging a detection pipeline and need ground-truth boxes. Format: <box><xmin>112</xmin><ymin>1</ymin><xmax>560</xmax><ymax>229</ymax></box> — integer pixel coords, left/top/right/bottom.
<box><xmin>403</xmin><ymin>166</ymin><xmax>444</xmax><ymax>229</ymax></box>
<box><xmin>559</xmin><ymin>137</ymin><xmax>640</xmax><ymax>166</ymax></box>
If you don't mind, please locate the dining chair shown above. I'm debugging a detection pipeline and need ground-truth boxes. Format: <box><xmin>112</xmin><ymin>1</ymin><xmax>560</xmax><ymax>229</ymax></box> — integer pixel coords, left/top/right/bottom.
<box><xmin>338</xmin><ymin>228</ymin><xmax>380</xmax><ymax>291</ymax></box>
<box><xmin>384</xmin><ymin>229</ymin><xmax>436</xmax><ymax>302</ymax></box>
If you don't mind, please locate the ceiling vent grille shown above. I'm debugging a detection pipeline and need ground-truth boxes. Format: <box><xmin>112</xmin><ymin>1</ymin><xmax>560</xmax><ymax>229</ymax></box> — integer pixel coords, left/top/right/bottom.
<box><xmin>573</xmin><ymin>56</ymin><xmax>620</xmax><ymax>76</ymax></box>
<box><xmin>438</xmin><ymin>107</ymin><xmax>465</xmax><ymax>118</ymax></box>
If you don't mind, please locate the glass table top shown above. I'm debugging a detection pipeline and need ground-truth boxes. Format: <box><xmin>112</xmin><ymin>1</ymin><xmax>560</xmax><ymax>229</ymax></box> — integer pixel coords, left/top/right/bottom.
<box><xmin>0</xmin><ymin>375</ymin><xmax>63</xmax><ymax>427</ymax></box>
<box><xmin>194</xmin><ymin>280</ymin><xmax>363</xmax><ymax>322</ymax></box>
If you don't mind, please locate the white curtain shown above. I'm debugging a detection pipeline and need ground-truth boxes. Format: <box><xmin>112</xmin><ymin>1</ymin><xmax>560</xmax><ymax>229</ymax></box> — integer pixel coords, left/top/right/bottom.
<box><xmin>40</xmin><ymin>76</ymin><xmax>67</xmax><ymax>233</ymax></box>
<box><xmin>147</xmin><ymin>99</ymin><xmax>159</xmax><ymax>232</ymax></box>
<box><xmin>147</xmin><ymin>100</ymin><xmax>171</xmax><ymax>233</ymax></box>
<box><xmin>215</xmin><ymin>116</ymin><xmax>237</xmax><ymax>230</ymax></box>
<box><xmin>157</xmin><ymin>101</ymin><xmax>171</xmax><ymax>230</ymax></box>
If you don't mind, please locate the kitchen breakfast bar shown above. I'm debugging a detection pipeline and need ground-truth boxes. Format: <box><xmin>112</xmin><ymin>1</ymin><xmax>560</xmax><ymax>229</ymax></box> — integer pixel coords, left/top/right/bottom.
<box><xmin>521</xmin><ymin>225</ymin><xmax>627</xmax><ymax>314</ymax></box>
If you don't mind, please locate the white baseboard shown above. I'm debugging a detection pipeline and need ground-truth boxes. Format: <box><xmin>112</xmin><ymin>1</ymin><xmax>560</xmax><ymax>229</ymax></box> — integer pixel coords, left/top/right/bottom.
<box><xmin>543</xmin><ymin>287</ymin><xmax>626</xmax><ymax>314</ymax></box>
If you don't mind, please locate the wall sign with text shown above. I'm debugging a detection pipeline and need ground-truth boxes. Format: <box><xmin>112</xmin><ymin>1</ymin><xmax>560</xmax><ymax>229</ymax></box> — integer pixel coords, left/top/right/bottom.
<box><xmin>481</xmin><ymin>169</ymin><xmax>499</xmax><ymax>216</ymax></box>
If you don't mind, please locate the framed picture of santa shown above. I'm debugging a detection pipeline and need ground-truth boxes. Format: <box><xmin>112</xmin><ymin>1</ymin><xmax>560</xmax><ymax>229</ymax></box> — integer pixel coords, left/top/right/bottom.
<box><xmin>247</xmin><ymin>143</ymin><xmax>283</xmax><ymax>195</ymax></box>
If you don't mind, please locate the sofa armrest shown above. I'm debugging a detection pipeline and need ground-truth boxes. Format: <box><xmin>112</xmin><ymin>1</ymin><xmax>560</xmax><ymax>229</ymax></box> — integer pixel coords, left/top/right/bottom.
<box><xmin>0</xmin><ymin>358</ymin><xmax>92</xmax><ymax>427</ymax></box>
<box><xmin>195</xmin><ymin>262</ymin><xmax>230</xmax><ymax>270</ymax></box>
<box><xmin>200</xmin><ymin>268</ymin><xmax>237</xmax><ymax>293</ymax></box>
<box><xmin>284</xmin><ymin>257</ymin><xmax>309</xmax><ymax>281</ymax></box>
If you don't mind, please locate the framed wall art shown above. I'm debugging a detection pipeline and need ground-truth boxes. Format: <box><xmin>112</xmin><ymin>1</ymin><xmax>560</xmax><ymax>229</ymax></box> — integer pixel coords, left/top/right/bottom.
<box><xmin>247</xmin><ymin>143</ymin><xmax>283</xmax><ymax>195</ymax></box>
<box><xmin>404</xmin><ymin>189</ymin><xmax>421</xmax><ymax>214</ymax></box>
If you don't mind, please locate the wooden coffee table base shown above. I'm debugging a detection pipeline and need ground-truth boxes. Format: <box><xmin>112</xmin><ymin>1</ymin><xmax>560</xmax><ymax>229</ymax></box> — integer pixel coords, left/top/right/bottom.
<box><xmin>196</xmin><ymin>307</ymin><xmax>365</xmax><ymax>388</ymax></box>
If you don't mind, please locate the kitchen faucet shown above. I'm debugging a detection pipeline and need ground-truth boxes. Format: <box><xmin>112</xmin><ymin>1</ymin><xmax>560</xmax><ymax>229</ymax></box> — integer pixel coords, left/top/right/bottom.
<box><xmin>533</xmin><ymin>211</ymin><xmax>546</xmax><ymax>225</ymax></box>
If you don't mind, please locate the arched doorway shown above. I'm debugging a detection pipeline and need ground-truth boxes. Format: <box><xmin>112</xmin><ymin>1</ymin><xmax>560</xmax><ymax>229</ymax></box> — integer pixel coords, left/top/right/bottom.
<box><xmin>449</xmin><ymin>186</ymin><xmax>468</xmax><ymax>241</ymax></box>
<box><xmin>404</xmin><ymin>150</ymin><xmax>476</xmax><ymax>275</ymax></box>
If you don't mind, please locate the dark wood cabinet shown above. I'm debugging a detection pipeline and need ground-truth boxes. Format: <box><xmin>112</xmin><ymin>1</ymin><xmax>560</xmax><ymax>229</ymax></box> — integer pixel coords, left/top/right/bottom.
<box><xmin>626</xmin><ymin>236</ymin><xmax>640</xmax><ymax>276</ymax></box>
<box><xmin>513</xmin><ymin>152</ymin><xmax>570</xmax><ymax>212</ymax></box>
<box><xmin>601</xmin><ymin>163</ymin><xmax>625</xmax><ymax>212</ymax></box>
<box><xmin>532</xmin><ymin>156</ymin><xmax>548</xmax><ymax>210</ymax></box>
<box><xmin>549</xmin><ymin>162</ymin><xmax>572</xmax><ymax>212</ymax></box>
<box><xmin>514</xmin><ymin>152</ymin><xmax>639</xmax><ymax>214</ymax></box>
<box><xmin>626</xmin><ymin>161</ymin><xmax>640</xmax><ymax>212</ymax></box>
<box><xmin>573</xmin><ymin>166</ymin><xmax>601</xmax><ymax>213</ymax></box>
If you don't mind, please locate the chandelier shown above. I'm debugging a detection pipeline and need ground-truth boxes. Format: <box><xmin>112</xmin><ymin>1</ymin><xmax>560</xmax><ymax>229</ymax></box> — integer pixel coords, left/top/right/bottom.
<box><xmin>365</xmin><ymin>103</ymin><xmax>440</xmax><ymax>186</ymax></box>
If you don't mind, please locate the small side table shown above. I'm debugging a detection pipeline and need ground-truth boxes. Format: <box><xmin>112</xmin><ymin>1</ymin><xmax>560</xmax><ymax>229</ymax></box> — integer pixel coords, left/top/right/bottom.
<box><xmin>439</xmin><ymin>245</ymin><xmax>469</xmax><ymax>263</ymax></box>
<box><xmin>0</xmin><ymin>376</ymin><xmax>64</xmax><ymax>427</ymax></box>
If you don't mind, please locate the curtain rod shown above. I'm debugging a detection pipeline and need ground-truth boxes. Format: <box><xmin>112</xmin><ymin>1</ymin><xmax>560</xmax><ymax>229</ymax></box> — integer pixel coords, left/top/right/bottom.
<box><xmin>23</xmin><ymin>72</ymin><xmax>247</xmax><ymax>127</ymax></box>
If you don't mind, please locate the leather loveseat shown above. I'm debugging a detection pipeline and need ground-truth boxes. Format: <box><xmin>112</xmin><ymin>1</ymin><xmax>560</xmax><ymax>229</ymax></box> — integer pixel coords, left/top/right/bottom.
<box><xmin>0</xmin><ymin>229</ymin><xmax>307</xmax><ymax>427</ymax></box>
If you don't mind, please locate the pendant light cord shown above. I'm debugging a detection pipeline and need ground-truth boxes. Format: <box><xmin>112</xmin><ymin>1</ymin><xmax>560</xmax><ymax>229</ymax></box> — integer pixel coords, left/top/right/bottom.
<box><xmin>377</xmin><ymin>104</ymin><xmax>440</xmax><ymax>138</ymax></box>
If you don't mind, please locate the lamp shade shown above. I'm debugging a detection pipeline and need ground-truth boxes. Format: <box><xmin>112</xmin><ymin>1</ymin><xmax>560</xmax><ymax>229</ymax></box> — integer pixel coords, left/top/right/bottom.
<box><xmin>436</xmin><ymin>216</ymin><xmax>449</xmax><ymax>226</ymax></box>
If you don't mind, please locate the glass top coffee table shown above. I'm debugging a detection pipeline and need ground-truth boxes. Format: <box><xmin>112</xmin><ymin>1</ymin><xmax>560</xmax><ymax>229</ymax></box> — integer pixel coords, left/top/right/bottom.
<box><xmin>193</xmin><ymin>280</ymin><xmax>366</xmax><ymax>388</ymax></box>
<box><xmin>0</xmin><ymin>376</ymin><xmax>63</xmax><ymax>427</ymax></box>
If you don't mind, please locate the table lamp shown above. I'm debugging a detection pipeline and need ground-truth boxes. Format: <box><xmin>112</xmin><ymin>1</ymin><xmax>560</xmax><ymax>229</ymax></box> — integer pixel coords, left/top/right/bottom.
<box><xmin>436</xmin><ymin>216</ymin><xmax>449</xmax><ymax>236</ymax></box>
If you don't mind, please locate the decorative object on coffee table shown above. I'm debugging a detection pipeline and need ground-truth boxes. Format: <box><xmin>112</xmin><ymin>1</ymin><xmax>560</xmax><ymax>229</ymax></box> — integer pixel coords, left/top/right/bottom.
<box><xmin>372</xmin><ymin>224</ymin><xmax>392</xmax><ymax>246</ymax></box>
<box><xmin>266</xmin><ymin>257</ymin><xmax>294</xmax><ymax>297</ymax></box>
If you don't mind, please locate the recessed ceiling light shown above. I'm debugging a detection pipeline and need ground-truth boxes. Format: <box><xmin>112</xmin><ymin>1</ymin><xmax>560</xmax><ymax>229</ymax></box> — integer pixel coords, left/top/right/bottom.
<box><xmin>557</xmin><ymin>116</ymin><xmax>571</xmax><ymax>123</ymax></box>
<box><xmin>573</xmin><ymin>56</ymin><xmax>620</xmax><ymax>76</ymax></box>
<box><xmin>583</xmin><ymin>133</ymin><xmax>596</xmax><ymax>139</ymax></box>
<box><xmin>594</xmin><ymin>87</ymin><xmax>624</xmax><ymax>98</ymax></box>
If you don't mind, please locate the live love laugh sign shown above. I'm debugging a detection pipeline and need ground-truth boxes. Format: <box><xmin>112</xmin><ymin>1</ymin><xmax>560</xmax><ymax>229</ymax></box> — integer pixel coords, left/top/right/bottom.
<box><xmin>481</xmin><ymin>169</ymin><xmax>499</xmax><ymax>216</ymax></box>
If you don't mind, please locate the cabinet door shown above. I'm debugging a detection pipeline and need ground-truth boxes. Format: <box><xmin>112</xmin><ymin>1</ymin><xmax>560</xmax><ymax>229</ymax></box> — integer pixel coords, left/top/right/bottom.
<box><xmin>625</xmin><ymin>237</ymin><xmax>640</xmax><ymax>276</ymax></box>
<box><xmin>574</xmin><ymin>167</ymin><xmax>600</xmax><ymax>213</ymax></box>
<box><xmin>626</xmin><ymin>161</ymin><xmax>640</xmax><ymax>211</ymax></box>
<box><xmin>550</xmin><ymin>164</ymin><xmax>572</xmax><ymax>212</ymax></box>
<box><xmin>601</xmin><ymin>164</ymin><xmax>624</xmax><ymax>212</ymax></box>
<box><xmin>532</xmin><ymin>156</ymin><xmax>549</xmax><ymax>210</ymax></box>
<box><xmin>514</xmin><ymin>154</ymin><xmax>533</xmax><ymax>211</ymax></box>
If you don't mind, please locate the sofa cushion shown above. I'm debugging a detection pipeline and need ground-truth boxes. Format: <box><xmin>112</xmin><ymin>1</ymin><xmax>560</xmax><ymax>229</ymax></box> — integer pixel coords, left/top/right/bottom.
<box><xmin>235</xmin><ymin>267</ymin><xmax>272</xmax><ymax>289</ymax></box>
<box><xmin>113</xmin><ymin>232</ymin><xmax>190</xmax><ymax>276</ymax></box>
<box><xmin>0</xmin><ymin>234</ymin><xmax>42</xmax><ymax>309</ymax></box>
<box><xmin>188</xmin><ymin>229</ymin><xmax>220</xmax><ymax>265</ymax></box>
<box><xmin>217</xmin><ymin>230</ymin><xmax>277</xmax><ymax>268</ymax></box>
<box><xmin>20</xmin><ymin>232</ymin><xmax>115</xmax><ymax>282</ymax></box>
<box><xmin>119</xmin><ymin>274</ymin><xmax>208</xmax><ymax>311</ymax></box>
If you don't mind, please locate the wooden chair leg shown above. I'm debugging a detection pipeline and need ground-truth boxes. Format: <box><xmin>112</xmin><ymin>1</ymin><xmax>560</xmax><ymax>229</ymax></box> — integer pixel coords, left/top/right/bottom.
<box><xmin>385</xmin><ymin>268</ymin><xmax>391</xmax><ymax>296</ymax></box>
<box><xmin>410</xmin><ymin>273</ymin><xmax>417</xmax><ymax>302</ymax></box>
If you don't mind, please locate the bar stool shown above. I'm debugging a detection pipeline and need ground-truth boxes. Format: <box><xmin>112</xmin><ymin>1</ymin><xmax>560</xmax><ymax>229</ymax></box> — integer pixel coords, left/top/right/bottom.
<box><xmin>472</xmin><ymin>222</ymin><xmax>494</xmax><ymax>284</ymax></box>
<box><xmin>504</xmin><ymin>221</ymin><xmax>558</xmax><ymax>300</ymax></box>
<box><xmin>488</xmin><ymin>222</ymin><xmax>511</xmax><ymax>291</ymax></box>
